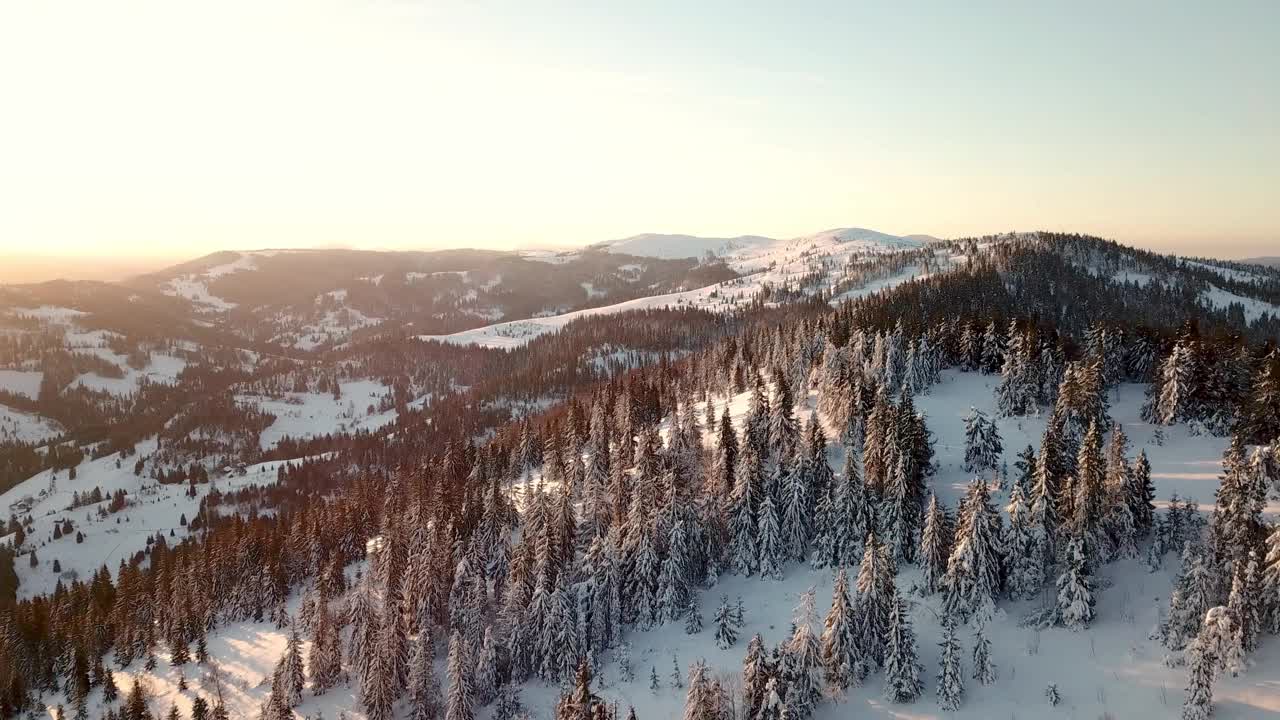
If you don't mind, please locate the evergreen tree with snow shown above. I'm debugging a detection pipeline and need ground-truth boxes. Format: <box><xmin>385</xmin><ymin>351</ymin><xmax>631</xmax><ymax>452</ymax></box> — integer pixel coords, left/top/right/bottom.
<box><xmin>821</xmin><ymin>568</ymin><xmax>859</xmax><ymax>689</ymax></box>
<box><xmin>728</xmin><ymin>441</ymin><xmax>762</xmax><ymax>576</ymax></box>
<box><xmin>281</xmin><ymin>625</ymin><xmax>305</xmax><ymax>707</ymax></box>
<box><xmin>473</xmin><ymin>627</ymin><xmax>499</xmax><ymax>706</ymax></box>
<box><xmin>757</xmin><ymin>484</ymin><xmax>785</xmax><ymax>580</ymax></box>
<box><xmin>784</xmin><ymin>589</ymin><xmax>823</xmax><ymax>717</ymax></box>
<box><xmin>936</xmin><ymin>619</ymin><xmax>965</xmax><ymax>711</ymax></box>
<box><xmin>971</xmin><ymin>620</ymin><xmax>996</xmax><ymax>685</ymax></box>
<box><xmin>1182</xmin><ymin>606</ymin><xmax>1244</xmax><ymax>720</ymax></box>
<box><xmin>1263</xmin><ymin>524</ymin><xmax>1280</xmax><ymax>634</ymax></box>
<box><xmin>1005</xmin><ymin>482</ymin><xmax>1045</xmax><ymax>600</ymax></box>
<box><xmin>649</xmin><ymin>665</ymin><xmax>661</xmax><ymax>694</ymax></box>
<box><xmin>683</xmin><ymin>660</ymin><xmax>715</xmax><ymax>720</ymax></box>
<box><xmin>359</xmin><ymin>614</ymin><xmax>397</xmax><ymax>720</ymax></box>
<box><xmin>1163</xmin><ymin>545</ymin><xmax>1217</xmax><ymax>651</ymax></box>
<box><xmin>962</xmin><ymin>408</ymin><xmax>1002</xmax><ymax>476</ymax></box>
<box><xmin>714</xmin><ymin>596</ymin><xmax>737</xmax><ymax>649</ymax></box>
<box><xmin>684</xmin><ymin>595</ymin><xmax>703</xmax><ymax>635</ymax></box>
<box><xmin>408</xmin><ymin>630</ymin><xmax>442</xmax><ymax>720</ymax></box>
<box><xmin>445</xmin><ymin>631</ymin><xmax>475</xmax><ymax>720</ymax></box>
<box><xmin>1055</xmin><ymin>537</ymin><xmax>1095</xmax><ymax>630</ymax></box>
<box><xmin>943</xmin><ymin>480</ymin><xmax>1004</xmax><ymax>621</ymax></box>
<box><xmin>855</xmin><ymin>532</ymin><xmax>895</xmax><ymax>669</ymax></box>
<box><xmin>308</xmin><ymin>599</ymin><xmax>342</xmax><ymax>695</ymax></box>
<box><xmin>1227</xmin><ymin>556</ymin><xmax>1261</xmax><ymax>655</ymax></box>
<box><xmin>919</xmin><ymin>493</ymin><xmax>951</xmax><ymax>595</ymax></box>
<box><xmin>813</xmin><ymin>448</ymin><xmax>869</xmax><ymax>569</ymax></box>
<box><xmin>881</xmin><ymin>590</ymin><xmax>923</xmax><ymax>703</ymax></box>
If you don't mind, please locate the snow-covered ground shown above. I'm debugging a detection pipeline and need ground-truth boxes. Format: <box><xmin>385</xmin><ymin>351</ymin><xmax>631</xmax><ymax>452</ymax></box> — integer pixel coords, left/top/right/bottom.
<box><xmin>0</xmin><ymin>403</ymin><xmax>63</xmax><ymax>444</ymax></box>
<box><xmin>422</xmin><ymin>227</ymin><xmax>933</xmax><ymax>349</ymax></box>
<box><xmin>1201</xmin><ymin>285</ymin><xmax>1278</xmax><ymax>322</ymax></box>
<box><xmin>240</xmin><ymin>379</ymin><xmax>398</xmax><ymax>450</ymax></box>
<box><xmin>162</xmin><ymin>252</ymin><xmax>262</xmax><ymax>311</ymax></box>
<box><xmin>69</xmin><ymin>353</ymin><xmax>188</xmax><ymax>397</ymax></box>
<box><xmin>0</xmin><ymin>369</ymin><xmax>43</xmax><ymax>399</ymax></box>
<box><xmin>0</xmin><ymin>437</ymin><xmax>302</xmax><ymax>599</ymax></box>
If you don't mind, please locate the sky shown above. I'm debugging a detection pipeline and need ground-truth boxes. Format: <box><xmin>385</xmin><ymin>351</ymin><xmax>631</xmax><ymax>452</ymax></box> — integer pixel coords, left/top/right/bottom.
<box><xmin>0</xmin><ymin>0</ymin><xmax>1276</xmax><ymax>268</ymax></box>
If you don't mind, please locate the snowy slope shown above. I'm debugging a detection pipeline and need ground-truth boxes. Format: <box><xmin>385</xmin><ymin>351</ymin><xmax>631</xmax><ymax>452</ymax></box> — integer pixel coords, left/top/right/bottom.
<box><xmin>420</xmin><ymin>227</ymin><xmax>936</xmax><ymax>349</ymax></box>
<box><xmin>511</xmin><ymin>370</ymin><xmax>1278</xmax><ymax>719</ymax></box>
<box><xmin>0</xmin><ymin>438</ymin><xmax>304</xmax><ymax>599</ymax></box>
<box><xmin>0</xmin><ymin>403</ymin><xmax>63</xmax><ymax>444</ymax></box>
<box><xmin>592</xmin><ymin>233</ymin><xmax>776</xmax><ymax>259</ymax></box>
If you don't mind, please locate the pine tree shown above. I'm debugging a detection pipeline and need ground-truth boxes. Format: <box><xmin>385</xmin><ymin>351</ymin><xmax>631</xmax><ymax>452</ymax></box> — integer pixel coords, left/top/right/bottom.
<box><xmin>408</xmin><ymin>630</ymin><xmax>442</xmax><ymax>720</ymax></box>
<box><xmin>855</xmin><ymin>532</ymin><xmax>895</xmax><ymax>669</ymax></box>
<box><xmin>649</xmin><ymin>665</ymin><xmax>661</xmax><ymax>694</ymax></box>
<box><xmin>714</xmin><ymin>596</ymin><xmax>737</xmax><ymax>649</ymax></box>
<box><xmin>971</xmin><ymin>620</ymin><xmax>997</xmax><ymax>686</ymax></box>
<box><xmin>684</xmin><ymin>595</ymin><xmax>703</xmax><ymax>635</ymax></box>
<box><xmin>943</xmin><ymin>480</ymin><xmax>1004</xmax><ymax>621</ymax></box>
<box><xmin>1263</xmin><ymin>524</ymin><xmax>1280</xmax><ymax>634</ymax></box>
<box><xmin>963</xmin><ymin>408</ymin><xmax>1002</xmax><ymax>476</ymax></box>
<box><xmin>683</xmin><ymin>660</ymin><xmax>714</xmax><ymax>720</ymax></box>
<box><xmin>1055</xmin><ymin>537</ymin><xmax>1095</xmax><ymax>630</ymax></box>
<box><xmin>881</xmin><ymin>590</ymin><xmax>923</xmax><ymax>703</ymax></box>
<box><xmin>919</xmin><ymin>493</ymin><xmax>950</xmax><ymax>595</ymax></box>
<box><xmin>1227</xmin><ymin>557</ymin><xmax>1261</xmax><ymax>655</ymax></box>
<box><xmin>1163</xmin><ymin>545</ymin><xmax>1217</xmax><ymax>651</ymax></box>
<box><xmin>742</xmin><ymin>634</ymin><xmax>770</xmax><ymax>717</ymax></box>
<box><xmin>1182</xmin><ymin>606</ymin><xmax>1243</xmax><ymax>720</ymax></box>
<box><xmin>473</xmin><ymin>627</ymin><xmax>499</xmax><ymax>706</ymax></box>
<box><xmin>936</xmin><ymin>619</ymin><xmax>965</xmax><ymax>711</ymax></box>
<box><xmin>784</xmin><ymin>589</ymin><xmax>823</xmax><ymax>717</ymax></box>
<box><xmin>1005</xmin><ymin>482</ymin><xmax>1044</xmax><ymax>599</ymax></box>
<box><xmin>729</xmin><ymin>442</ymin><xmax>762</xmax><ymax>576</ymax></box>
<box><xmin>360</xmin><ymin>615</ymin><xmax>397</xmax><ymax>720</ymax></box>
<box><xmin>282</xmin><ymin>625</ymin><xmax>305</xmax><ymax>707</ymax></box>
<box><xmin>821</xmin><ymin>568</ymin><xmax>859</xmax><ymax>689</ymax></box>
<box><xmin>757</xmin><ymin>487</ymin><xmax>784</xmax><ymax>580</ymax></box>
<box><xmin>308</xmin><ymin>600</ymin><xmax>342</xmax><ymax>695</ymax></box>
<box><xmin>445</xmin><ymin>632</ymin><xmax>475</xmax><ymax>720</ymax></box>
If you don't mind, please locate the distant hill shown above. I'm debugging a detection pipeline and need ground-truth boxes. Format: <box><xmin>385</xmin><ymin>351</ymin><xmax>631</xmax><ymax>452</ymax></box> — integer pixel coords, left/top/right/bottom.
<box><xmin>1240</xmin><ymin>256</ymin><xmax>1280</xmax><ymax>268</ymax></box>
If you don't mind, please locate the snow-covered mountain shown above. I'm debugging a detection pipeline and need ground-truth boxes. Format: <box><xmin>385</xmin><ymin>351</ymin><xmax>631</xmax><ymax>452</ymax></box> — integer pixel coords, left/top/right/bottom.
<box><xmin>590</xmin><ymin>232</ymin><xmax>777</xmax><ymax>260</ymax></box>
<box><xmin>419</xmin><ymin>226</ymin><xmax>941</xmax><ymax>348</ymax></box>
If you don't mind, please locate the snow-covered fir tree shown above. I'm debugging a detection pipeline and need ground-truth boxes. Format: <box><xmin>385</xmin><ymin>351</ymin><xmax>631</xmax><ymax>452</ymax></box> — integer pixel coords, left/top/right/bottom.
<box><xmin>714</xmin><ymin>596</ymin><xmax>737</xmax><ymax>649</ymax></box>
<box><xmin>881</xmin><ymin>589</ymin><xmax>923</xmax><ymax>704</ymax></box>
<box><xmin>936</xmin><ymin>619</ymin><xmax>965</xmax><ymax>711</ymax></box>
<box><xmin>962</xmin><ymin>408</ymin><xmax>1003</xmax><ymax>476</ymax></box>
<box><xmin>943</xmin><ymin>479</ymin><xmax>1004</xmax><ymax>620</ymax></box>
<box><xmin>821</xmin><ymin>567</ymin><xmax>860</xmax><ymax>689</ymax></box>
<box><xmin>1055</xmin><ymin>537</ymin><xmax>1095</xmax><ymax>630</ymax></box>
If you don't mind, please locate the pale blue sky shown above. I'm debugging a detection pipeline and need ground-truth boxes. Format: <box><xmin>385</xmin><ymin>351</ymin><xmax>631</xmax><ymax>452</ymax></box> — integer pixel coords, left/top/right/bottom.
<box><xmin>0</xmin><ymin>0</ymin><xmax>1275</xmax><ymax>261</ymax></box>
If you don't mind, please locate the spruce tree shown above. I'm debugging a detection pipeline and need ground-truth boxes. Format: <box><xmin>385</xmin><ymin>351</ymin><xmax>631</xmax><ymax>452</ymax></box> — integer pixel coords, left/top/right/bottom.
<box><xmin>445</xmin><ymin>632</ymin><xmax>475</xmax><ymax>720</ymax></box>
<box><xmin>971</xmin><ymin>620</ymin><xmax>997</xmax><ymax>685</ymax></box>
<box><xmin>408</xmin><ymin>631</ymin><xmax>442</xmax><ymax>720</ymax></box>
<box><xmin>919</xmin><ymin>493</ymin><xmax>950</xmax><ymax>595</ymax></box>
<box><xmin>881</xmin><ymin>590</ymin><xmax>923</xmax><ymax>703</ymax></box>
<box><xmin>1055</xmin><ymin>537</ymin><xmax>1095</xmax><ymax>630</ymax></box>
<box><xmin>756</xmin><ymin>487</ymin><xmax>784</xmax><ymax>580</ymax></box>
<box><xmin>943</xmin><ymin>480</ymin><xmax>1004</xmax><ymax>621</ymax></box>
<box><xmin>855</xmin><ymin>532</ymin><xmax>895</xmax><ymax>669</ymax></box>
<box><xmin>714</xmin><ymin>596</ymin><xmax>737</xmax><ymax>649</ymax></box>
<box><xmin>821</xmin><ymin>568</ymin><xmax>859</xmax><ymax>689</ymax></box>
<box><xmin>936</xmin><ymin>619</ymin><xmax>965</xmax><ymax>711</ymax></box>
<box><xmin>684</xmin><ymin>595</ymin><xmax>703</xmax><ymax>635</ymax></box>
